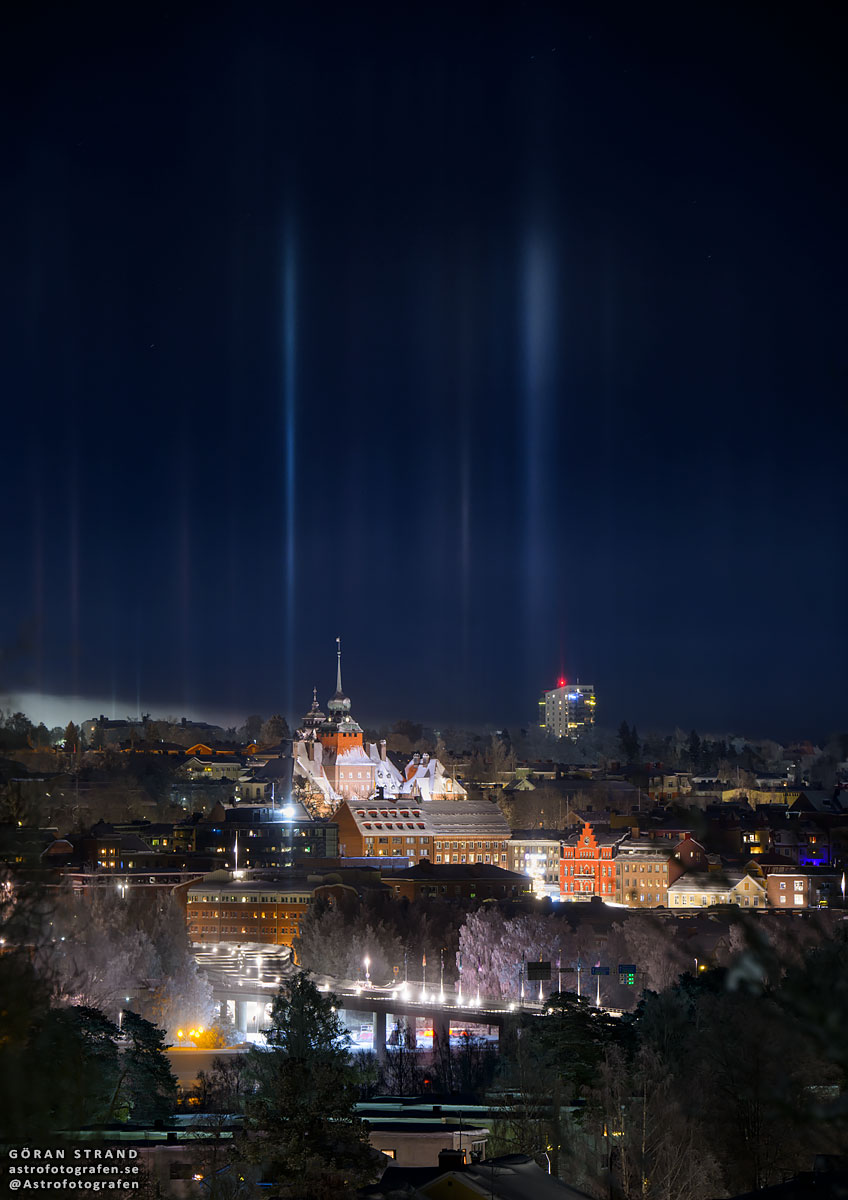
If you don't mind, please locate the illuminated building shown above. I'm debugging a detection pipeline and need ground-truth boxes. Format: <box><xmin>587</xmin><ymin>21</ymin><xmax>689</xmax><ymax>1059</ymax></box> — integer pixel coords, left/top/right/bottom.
<box><xmin>334</xmin><ymin>799</ymin><xmax>511</xmax><ymax>864</ymax></box>
<box><xmin>541</xmin><ymin>679</ymin><xmax>597</xmax><ymax>740</ymax></box>
<box><xmin>615</xmin><ymin>841</ymin><xmax>682</xmax><ymax>907</ymax></box>
<box><xmin>186</xmin><ymin>875</ymin><xmax>317</xmax><ymax>949</ymax></box>
<box><xmin>293</xmin><ymin>640</ymin><xmax>465</xmax><ymax>809</ymax></box>
<box><xmin>293</xmin><ymin>639</ymin><xmax>376</xmax><ymax>807</ymax></box>
<box><xmin>508</xmin><ymin>830</ymin><xmax>566</xmax><ymax>897</ymax></box>
<box><xmin>559</xmin><ymin>819</ymin><xmax>625</xmax><ymax>900</ymax></box>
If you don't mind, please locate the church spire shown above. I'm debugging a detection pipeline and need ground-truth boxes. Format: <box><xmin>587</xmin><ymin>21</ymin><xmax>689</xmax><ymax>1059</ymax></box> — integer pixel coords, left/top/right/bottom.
<box><xmin>327</xmin><ymin>636</ymin><xmax>352</xmax><ymax>714</ymax></box>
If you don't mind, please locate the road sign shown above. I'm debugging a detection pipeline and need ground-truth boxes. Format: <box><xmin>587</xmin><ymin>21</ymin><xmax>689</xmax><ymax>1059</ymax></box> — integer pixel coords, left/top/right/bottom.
<box><xmin>617</xmin><ymin>964</ymin><xmax>637</xmax><ymax>973</ymax></box>
<box><xmin>527</xmin><ymin>962</ymin><xmax>551</xmax><ymax>982</ymax></box>
<box><xmin>590</xmin><ymin>966</ymin><xmax>610</xmax><ymax>976</ymax></box>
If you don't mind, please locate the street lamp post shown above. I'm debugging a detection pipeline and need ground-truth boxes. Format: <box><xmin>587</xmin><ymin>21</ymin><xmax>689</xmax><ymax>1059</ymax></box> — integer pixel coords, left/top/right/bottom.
<box><xmin>364</xmin><ymin>956</ymin><xmax>371</xmax><ymax>986</ymax></box>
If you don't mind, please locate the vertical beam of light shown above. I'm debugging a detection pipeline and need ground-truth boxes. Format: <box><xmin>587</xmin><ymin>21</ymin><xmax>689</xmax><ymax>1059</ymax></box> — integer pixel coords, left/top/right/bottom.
<box><xmin>521</xmin><ymin>225</ymin><xmax>556</xmax><ymax>693</ymax></box>
<box><xmin>179</xmin><ymin>486</ymin><xmax>191</xmax><ymax>711</ymax></box>
<box><xmin>30</xmin><ymin>451</ymin><xmax>44</xmax><ymax>695</ymax></box>
<box><xmin>134</xmin><ymin>608</ymin><xmax>142</xmax><ymax>721</ymax></box>
<box><xmin>226</xmin><ymin>232</ymin><xmax>245</xmax><ymax>713</ymax></box>
<box><xmin>68</xmin><ymin>450</ymin><xmax>80</xmax><ymax>699</ymax></box>
<box><xmin>456</xmin><ymin>260</ymin><xmax>475</xmax><ymax>721</ymax></box>
<box><xmin>281</xmin><ymin>213</ymin><xmax>297</xmax><ymax>723</ymax></box>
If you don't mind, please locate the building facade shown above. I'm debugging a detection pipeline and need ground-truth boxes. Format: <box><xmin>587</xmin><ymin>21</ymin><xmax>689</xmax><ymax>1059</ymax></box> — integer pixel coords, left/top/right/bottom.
<box><xmin>508</xmin><ymin>830</ymin><xmax>566</xmax><ymax>895</ymax></box>
<box><xmin>186</xmin><ymin>874</ymin><xmax>318</xmax><ymax>948</ymax></box>
<box><xmin>541</xmin><ymin>682</ymin><xmax>597</xmax><ymax>740</ymax></box>
<box><xmin>615</xmin><ymin>841</ymin><xmax>683</xmax><ymax>907</ymax></box>
<box><xmin>666</xmin><ymin>871</ymin><xmax>767</xmax><ymax>910</ymax></box>
<box><xmin>334</xmin><ymin>799</ymin><xmax>511</xmax><ymax>865</ymax></box>
<box><xmin>559</xmin><ymin>820</ymin><xmax>623</xmax><ymax>900</ymax></box>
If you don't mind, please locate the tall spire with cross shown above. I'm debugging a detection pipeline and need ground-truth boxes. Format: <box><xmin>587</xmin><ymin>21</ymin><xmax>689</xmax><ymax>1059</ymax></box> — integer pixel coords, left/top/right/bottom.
<box><xmin>328</xmin><ymin>636</ymin><xmax>352</xmax><ymax>714</ymax></box>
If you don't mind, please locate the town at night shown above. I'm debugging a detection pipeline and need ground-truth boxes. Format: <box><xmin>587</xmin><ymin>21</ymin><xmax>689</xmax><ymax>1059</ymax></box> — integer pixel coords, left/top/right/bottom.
<box><xmin>1</xmin><ymin>1</ymin><xmax>846</xmax><ymax>1197</ymax></box>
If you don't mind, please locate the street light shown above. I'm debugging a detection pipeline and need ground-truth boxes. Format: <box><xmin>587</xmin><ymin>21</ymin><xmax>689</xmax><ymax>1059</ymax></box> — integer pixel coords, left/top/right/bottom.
<box><xmin>364</xmin><ymin>956</ymin><xmax>371</xmax><ymax>986</ymax></box>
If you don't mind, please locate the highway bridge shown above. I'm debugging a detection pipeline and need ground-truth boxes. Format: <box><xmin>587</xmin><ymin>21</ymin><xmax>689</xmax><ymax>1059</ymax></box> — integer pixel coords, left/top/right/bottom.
<box><xmin>193</xmin><ymin>943</ymin><xmax>542</xmax><ymax>1055</ymax></box>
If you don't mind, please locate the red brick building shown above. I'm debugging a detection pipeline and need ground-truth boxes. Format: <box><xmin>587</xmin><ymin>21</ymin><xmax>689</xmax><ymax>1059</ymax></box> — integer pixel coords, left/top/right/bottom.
<box><xmin>560</xmin><ymin>820</ymin><xmax>624</xmax><ymax>900</ymax></box>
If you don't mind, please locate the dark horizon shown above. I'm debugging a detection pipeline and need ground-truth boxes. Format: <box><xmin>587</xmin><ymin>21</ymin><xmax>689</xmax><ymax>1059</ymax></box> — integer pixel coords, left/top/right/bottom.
<box><xmin>2</xmin><ymin>2</ymin><xmax>846</xmax><ymax>744</ymax></box>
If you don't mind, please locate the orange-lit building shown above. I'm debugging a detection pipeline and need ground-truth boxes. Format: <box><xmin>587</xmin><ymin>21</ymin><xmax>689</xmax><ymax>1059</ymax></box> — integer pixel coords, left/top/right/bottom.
<box><xmin>185</xmin><ymin>874</ymin><xmax>316</xmax><ymax>949</ymax></box>
<box><xmin>334</xmin><ymin>798</ymin><xmax>511</xmax><ymax>865</ymax></box>
<box><xmin>559</xmin><ymin>819</ymin><xmax>626</xmax><ymax>900</ymax></box>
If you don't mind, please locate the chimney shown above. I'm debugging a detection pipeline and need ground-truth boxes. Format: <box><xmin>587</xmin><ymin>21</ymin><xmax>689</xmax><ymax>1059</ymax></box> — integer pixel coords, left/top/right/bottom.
<box><xmin>438</xmin><ymin>1149</ymin><xmax>466</xmax><ymax>1171</ymax></box>
<box><xmin>412</xmin><ymin>753</ymin><xmax>420</xmax><ymax>766</ymax></box>
<box><xmin>422</xmin><ymin>753</ymin><xmax>430</xmax><ymax>767</ymax></box>
<box><xmin>379</xmin><ymin>739</ymin><xmax>387</xmax><ymax>762</ymax></box>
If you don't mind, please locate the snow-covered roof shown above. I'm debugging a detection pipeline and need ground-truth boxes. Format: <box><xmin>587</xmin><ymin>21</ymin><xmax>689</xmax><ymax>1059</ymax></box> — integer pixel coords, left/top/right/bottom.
<box><xmin>335</xmin><ymin>746</ymin><xmax>373</xmax><ymax>765</ymax></box>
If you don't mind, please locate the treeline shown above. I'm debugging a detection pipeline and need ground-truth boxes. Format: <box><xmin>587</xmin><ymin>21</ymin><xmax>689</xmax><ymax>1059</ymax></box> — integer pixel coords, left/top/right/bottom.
<box><xmin>298</xmin><ymin>895</ymin><xmax>834</xmax><ymax>1010</ymax></box>
<box><xmin>0</xmin><ymin>946</ymin><xmax>178</xmax><ymax>1139</ymax></box>
<box><xmin>295</xmin><ymin>891</ymin><xmax>461</xmax><ymax>986</ymax></box>
<box><xmin>495</xmin><ymin>928</ymin><xmax>848</xmax><ymax>1197</ymax></box>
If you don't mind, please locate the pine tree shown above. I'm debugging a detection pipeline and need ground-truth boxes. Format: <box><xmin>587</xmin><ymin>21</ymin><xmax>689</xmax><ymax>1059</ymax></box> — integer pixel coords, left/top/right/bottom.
<box><xmin>119</xmin><ymin>1010</ymin><xmax>177</xmax><ymax>1121</ymax></box>
<box><xmin>241</xmin><ymin>974</ymin><xmax>374</xmax><ymax>1199</ymax></box>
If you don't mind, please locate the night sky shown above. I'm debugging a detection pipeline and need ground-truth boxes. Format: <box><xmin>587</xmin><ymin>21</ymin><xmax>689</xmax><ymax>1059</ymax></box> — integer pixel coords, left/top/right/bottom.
<box><xmin>2</xmin><ymin>2</ymin><xmax>846</xmax><ymax>739</ymax></box>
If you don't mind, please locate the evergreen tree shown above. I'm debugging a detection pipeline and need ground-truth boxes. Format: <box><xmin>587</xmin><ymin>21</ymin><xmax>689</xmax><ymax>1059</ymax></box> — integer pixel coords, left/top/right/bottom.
<box><xmin>618</xmin><ymin>722</ymin><xmax>641</xmax><ymax>764</ymax></box>
<box><xmin>119</xmin><ymin>1010</ymin><xmax>178</xmax><ymax>1121</ymax></box>
<box><xmin>28</xmin><ymin>1007</ymin><xmax>123</xmax><ymax>1127</ymax></box>
<box><xmin>242</xmin><ymin>974</ymin><xmax>374</xmax><ymax>1199</ymax></box>
<box><xmin>260</xmin><ymin>714</ymin><xmax>290</xmax><ymax>744</ymax></box>
<box><xmin>687</xmin><ymin>729</ymin><xmax>702</xmax><ymax>771</ymax></box>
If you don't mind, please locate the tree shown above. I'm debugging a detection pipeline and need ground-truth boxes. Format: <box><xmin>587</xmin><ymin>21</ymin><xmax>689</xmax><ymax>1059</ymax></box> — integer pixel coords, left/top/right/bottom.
<box><xmin>50</xmin><ymin>888</ymin><xmax>214</xmax><ymax>1038</ymax></box>
<box><xmin>241</xmin><ymin>974</ymin><xmax>374</xmax><ymax>1199</ymax></box>
<box><xmin>239</xmin><ymin>715</ymin><xmax>264</xmax><ymax>744</ymax></box>
<box><xmin>260</xmin><ymin>714</ymin><xmax>290</xmax><ymax>744</ymax></box>
<box><xmin>618</xmin><ymin>722</ymin><xmax>641</xmax><ymax>765</ymax></box>
<box><xmin>196</xmin><ymin>1055</ymin><xmax>251</xmax><ymax>1113</ymax></box>
<box><xmin>26</xmin><ymin>1006</ymin><xmax>123</xmax><ymax>1127</ymax></box>
<box><xmin>119</xmin><ymin>1010</ymin><xmax>178</xmax><ymax>1121</ymax></box>
<box><xmin>687</xmin><ymin>729</ymin><xmax>702</xmax><ymax>772</ymax></box>
<box><xmin>0</xmin><ymin>710</ymin><xmax>34</xmax><ymax>751</ymax></box>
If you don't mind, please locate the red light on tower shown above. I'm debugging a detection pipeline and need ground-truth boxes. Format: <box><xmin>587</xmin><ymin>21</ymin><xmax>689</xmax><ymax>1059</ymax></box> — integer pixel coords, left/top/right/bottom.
<box><xmin>558</xmin><ymin>677</ymin><xmax>566</xmax><ymax>688</ymax></box>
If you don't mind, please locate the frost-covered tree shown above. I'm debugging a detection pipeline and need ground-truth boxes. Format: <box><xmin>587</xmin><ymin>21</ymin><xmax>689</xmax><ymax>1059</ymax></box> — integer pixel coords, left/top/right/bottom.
<box><xmin>242</xmin><ymin>974</ymin><xmax>373</xmax><ymax>1199</ymax></box>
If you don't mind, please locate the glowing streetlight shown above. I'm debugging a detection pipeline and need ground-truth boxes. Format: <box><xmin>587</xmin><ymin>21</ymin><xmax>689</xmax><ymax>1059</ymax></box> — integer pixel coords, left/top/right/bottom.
<box><xmin>364</xmin><ymin>956</ymin><xmax>371</xmax><ymax>986</ymax></box>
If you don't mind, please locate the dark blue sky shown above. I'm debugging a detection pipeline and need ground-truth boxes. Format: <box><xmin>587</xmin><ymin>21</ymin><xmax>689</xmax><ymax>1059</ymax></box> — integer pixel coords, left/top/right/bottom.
<box><xmin>2</xmin><ymin>1</ymin><xmax>846</xmax><ymax>739</ymax></box>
